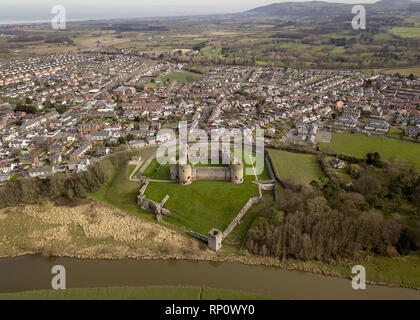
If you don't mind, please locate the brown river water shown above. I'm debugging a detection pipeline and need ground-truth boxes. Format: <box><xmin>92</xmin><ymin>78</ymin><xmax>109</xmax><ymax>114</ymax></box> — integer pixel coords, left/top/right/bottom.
<box><xmin>0</xmin><ymin>256</ymin><xmax>419</xmax><ymax>299</ymax></box>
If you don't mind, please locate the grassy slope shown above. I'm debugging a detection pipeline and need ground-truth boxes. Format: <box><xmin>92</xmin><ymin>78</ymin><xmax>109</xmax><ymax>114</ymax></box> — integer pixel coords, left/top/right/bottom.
<box><xmin>90</xmin><ymin>148</ymin><xmax>157</xmax><ymax>222</ymax></box>
<box><xmin>0</xmin><ymin>286</ymin><xmax>269</xmax><ymax>300</ymax></box>
<box><xmin>320</xmin><ymin>132</ymin><xmax>420</xmax><ymax>167</ymax></box>
<box><xmin>266</xmin><ymin>149</ymin><xmax>324</xmax><ymax>184</ymax></box>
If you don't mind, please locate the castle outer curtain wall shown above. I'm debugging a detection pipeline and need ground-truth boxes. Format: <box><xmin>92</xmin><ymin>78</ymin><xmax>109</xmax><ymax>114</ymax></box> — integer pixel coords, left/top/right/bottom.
<box><xmin>172</xmin><ymin>162</ymin><xmax>243</xmax><ymax>185</ymax></box>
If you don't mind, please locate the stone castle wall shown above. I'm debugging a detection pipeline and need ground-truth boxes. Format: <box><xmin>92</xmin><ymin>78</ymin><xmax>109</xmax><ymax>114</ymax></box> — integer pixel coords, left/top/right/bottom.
<box><xmin>222</xmin><ymin>195</ymin><xmax>262</xmax><ymax>240</ymax></box>
<box><xmin>194</xmin><ymin>166</ymin><xmax>231</xmax><ymax>181</ymax></box>
<box><xmin>138</xmin><ymin>156</ymin><xmax>154</xmax><ymax>176</ymax></box>
<box><xmin>138</xmin><ymin>181</ymin><xmax>171</xmax><ymax>217</ymax></box>
<box><xmin>170</xmin><ymin>146</ymin><xmax>244</xmax><ymax>185</ymax></box>
<box><xmin>187</xmin><ymin>231</ymin><xmax>209</xmax><ymax>243</ymax></box>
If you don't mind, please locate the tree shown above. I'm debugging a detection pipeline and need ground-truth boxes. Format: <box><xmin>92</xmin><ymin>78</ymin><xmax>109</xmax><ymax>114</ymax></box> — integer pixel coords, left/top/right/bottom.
<box><xmin>366</xmin><ymin>152</ymin><xmax>381</xmax><ymax>166</ymax></box>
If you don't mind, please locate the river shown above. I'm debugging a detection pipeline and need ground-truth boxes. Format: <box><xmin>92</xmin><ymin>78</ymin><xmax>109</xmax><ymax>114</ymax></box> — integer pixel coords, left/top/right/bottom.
<box><xmin>0</xmin><ymin>256</ymin><xmax>418</xmax><ymax>299</ymax></box>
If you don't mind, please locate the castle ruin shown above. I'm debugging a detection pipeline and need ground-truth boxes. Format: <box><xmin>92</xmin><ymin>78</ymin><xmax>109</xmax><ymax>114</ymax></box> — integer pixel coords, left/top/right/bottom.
<box><xmin>169</xmin><ymin>145</ymin><xmax>244</xmax><ymax>185</ymax></box>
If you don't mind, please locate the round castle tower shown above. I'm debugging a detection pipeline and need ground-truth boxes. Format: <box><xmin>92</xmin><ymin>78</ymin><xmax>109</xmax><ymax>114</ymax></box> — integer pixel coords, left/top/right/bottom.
<box><xmin>179</xmin><ymin>163</ymin><xmax>192</xmax><ymax>185</ymax></box>
<box><xmin>230</xmin><ymin>163</ymin><xmax>244</xmax><ymax>184</ymax></box>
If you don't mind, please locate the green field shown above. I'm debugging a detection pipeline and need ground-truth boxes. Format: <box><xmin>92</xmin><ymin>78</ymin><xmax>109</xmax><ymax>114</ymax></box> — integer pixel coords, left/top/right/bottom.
<box><xmin>145</xmin><ymin>180</ymin><xmax>258</xmax><ymax>235</ymax></box>
<box><xmin>320</xmin><ymin>132</ymin><xmax>420</xmax><ymax>167</ymax></box>
<box><xmin>390</xmin><ymin>27</ymin><xmax>420</xmax><ymax>38</ymax></box>
<box><xmin>0</xmin><ymin>286</ymin><xmax>269</xmax><ymax>300</ymax></box>
<box><xmin>266</xmin><ymin>149</ymin><xmax>324</xmax><ymax>184</ymax></box>
<box><xmin>142</xmin><ymin>159</ymin><xmax>174</xmax><ymax>180</ymax></box>
<box><xmin>383</xmin><ymin>65</ymin><xmax>420</xmax><ymax>77</ymax></box>
<box><xmin>160</xmin><ymin>71</ymin><xmax>201</xmax><ymax>83</ymax></box>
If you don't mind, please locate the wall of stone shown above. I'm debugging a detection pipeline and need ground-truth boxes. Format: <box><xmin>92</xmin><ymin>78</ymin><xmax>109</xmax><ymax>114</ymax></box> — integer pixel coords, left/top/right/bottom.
<box><xmin>187</xmin><ymin>231</ymin><xmax>209</xmax><ymax>243</ymax></box>
<box><xmin>161</xmin><ymin>208</ymin><xmax>171</xmax><ymax>217</ymax></box>
<box><xmin>265</xmin><ymin>153</ymin><xmax>276</xmax><ymax>181</ymax></box>
<box><xmin>265</xmin><ymin>152</ymin><xmax>279</xmax><ymax>203</ymax></box>
<box><xmin>138</xmin><ymin>182</ymin><xmax>171</xmax><ymax>216</ymax></box>
<box><xmin>259</xmin><ymin>182</ymin><xmax>275</xmax><ymax>191</ymax></box>
<box><xmin>194</xmin><ymin>166</ymin><xmax>231</xmax><ymax>181</ymax></box>
<box><xmin>139</xmin><ymin>181</ymin><xmax>149</xmax><ymax>196</ymax></box>
<box><xmin>139</xmin><ymin>156</ymin><xmax>154</xmax><ymax>176</ymax></box>
<box><xmin>222</xmin><ymin>196</ymin><xmax>262</xmax><ymax>240</ymax></box>
<box><xmin>138</xmin><ymin>196</ymin><xmax>159</xmax><ymax>212</ymax></box>
<box><xmin>273</xmin><ymin>184</ymin><xmax>279</xmax><ymax>203</ymax></box>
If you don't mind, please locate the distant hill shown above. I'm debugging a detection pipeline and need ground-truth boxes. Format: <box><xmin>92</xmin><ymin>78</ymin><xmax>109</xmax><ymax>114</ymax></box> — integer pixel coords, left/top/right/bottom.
<box><xmin>242</xmin><ymin>0</ymin><xmax>419</xmax><ymax>17</ymax></box>
<box><xmin>374</xmin><ymin>0</ymin><xmax>413</xmax><ymax>7</ymax></box>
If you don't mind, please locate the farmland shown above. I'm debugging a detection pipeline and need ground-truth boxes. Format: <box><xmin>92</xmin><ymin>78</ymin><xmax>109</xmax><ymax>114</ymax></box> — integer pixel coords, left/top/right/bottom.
<box><xmin>320</xmin><ymin>132</ymin><xmax>420</xmax><ymax>167</ymax></box>
<box><xmin>2</xmin><ymin>8</ymin><xmax>420</xmax><ymax>70</ymax></box>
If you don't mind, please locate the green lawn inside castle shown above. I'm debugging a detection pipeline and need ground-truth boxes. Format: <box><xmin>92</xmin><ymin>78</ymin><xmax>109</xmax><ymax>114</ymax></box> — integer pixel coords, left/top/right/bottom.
<box><xmin>142</xmin><ymin>148</ymin><xmax>270</xmax><ymax>235</ymax></box>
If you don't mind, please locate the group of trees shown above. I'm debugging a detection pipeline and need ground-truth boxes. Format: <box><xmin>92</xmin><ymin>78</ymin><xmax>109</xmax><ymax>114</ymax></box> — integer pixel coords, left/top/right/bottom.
<box><xmin>352</xmin><ymin>161</ymin><xmax>420</xmax><ymax>210</ymax></box>
<box><xmin>0</xmin><ymin>161</ymin><xmax>112</xmax><ymax>209</ymax></box>
<box><xmin>247</xmin><ymin>204</ymin><xmax>403</xmax><ymax>262</ymax></box>
<box><xmin>8</xmin><ymin>35</ymin><xmax>74</xmax><ymax>45</ymax></box>
<box><xmin>14</xmin><ymin>99</ymin><xmax>69</xmax><ymax>116</ymax></box>
<box><xmin>247</xmin><ymin>160</ymin><xmax>420</xmax><ymax>262</ymax></box>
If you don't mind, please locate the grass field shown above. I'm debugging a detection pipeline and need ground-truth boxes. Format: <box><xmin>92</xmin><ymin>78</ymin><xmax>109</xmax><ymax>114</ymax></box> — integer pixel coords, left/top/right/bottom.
<box><xmin>160</xmin><ymin>71</ymin><xmax>201</xmax><ymax>83</ymax></box>
<box><xmin>149</xmin><ymin>162</ymin><xmax>171</xmax><ymax>180</ymax></box>
<box><xmin>266</xmin><ymin>149</ymin><xmax>324</xmax><ymax>184</ymax></box>
<box><xmin>145</xmin><ymin>179</ymin><xmax>258</xmax><ymax>235</ymax></box>
<box><xmin>0</xmin><ymin>286</ymin><xmax>269</xmax><ymax>300</ymax></box>
<box><xmin>383</xmin><ymin>65</ymin><xmax>420</xmax><ymax>77</ymax></box>
<box><xmin>390</xmin><ymin>27</ymin><xmax>420</xmax><ymax>38</ymax></box>
<box><xmin>319</xmin><ymin>132</ymin><xmax>420</xmax><ymax>167</ymax></box>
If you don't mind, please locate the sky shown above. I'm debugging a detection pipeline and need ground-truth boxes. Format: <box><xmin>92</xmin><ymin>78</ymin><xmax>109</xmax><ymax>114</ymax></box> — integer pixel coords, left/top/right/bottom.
<box><xmin>0</xmin><ymin>0</ymin><xmax>383</xmax><ymax>24</ymax></box>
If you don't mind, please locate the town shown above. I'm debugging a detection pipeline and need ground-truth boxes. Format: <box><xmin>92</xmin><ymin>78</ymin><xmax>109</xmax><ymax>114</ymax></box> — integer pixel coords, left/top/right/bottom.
<box><xmin>0</xmin><ymin>49</ymin><xmax>419</xmax><ymax>182</ymax></box>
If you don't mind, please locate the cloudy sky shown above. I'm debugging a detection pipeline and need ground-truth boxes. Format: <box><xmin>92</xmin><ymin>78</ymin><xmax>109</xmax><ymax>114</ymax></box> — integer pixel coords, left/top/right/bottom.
<box><xmin>0</xmin><ymin>0</ymin><xmax>382</xmax><ymax>23</ymax></box>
